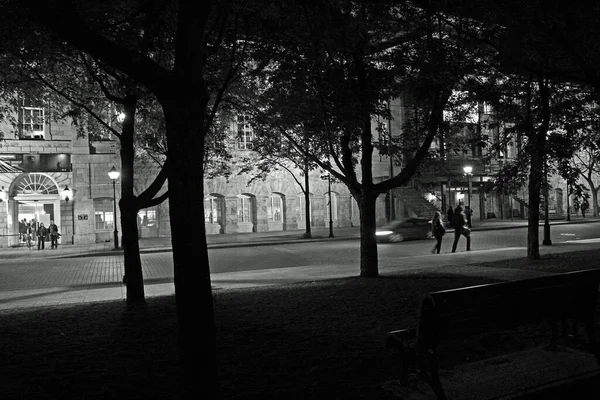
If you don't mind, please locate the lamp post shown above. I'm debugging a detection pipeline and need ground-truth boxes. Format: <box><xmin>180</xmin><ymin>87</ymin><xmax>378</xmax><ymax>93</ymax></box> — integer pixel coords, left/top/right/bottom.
<box><xmin>566</xmin><ymin>182</ymin><xmax>571</xmax><ymax>222</ymax></box>
<box><xmin>543</xmin><ymin>160</ymin><xmax>552</xmax><ymax>245</ymax></box>
<box><xmin>62</xmin><ymin>186</ymin><xmax>75</xmax><ymax>244</ymax></box>
<box><xmin>108</xmin><ymin>166</ymin><xmax>120</xmax><ymax>249</ymax></box>
<box><xmin>463</xmin><ymin>165</ymin><xmax>473</xmax><ymax>227</ymax></box>
<box><xmin>327</xmin><ymin>172</ymin><xmax>334</xmax><ymax>238</ymax></box>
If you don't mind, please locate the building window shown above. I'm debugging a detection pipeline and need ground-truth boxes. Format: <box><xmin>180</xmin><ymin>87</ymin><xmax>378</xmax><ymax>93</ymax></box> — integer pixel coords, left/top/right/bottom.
<box><xmin>268</xmin><ymin>194</ymin><xmax>283</xmax><ymax>222</ymax></box>
<box><xmin>483</xmin><ymin>102</ymin><xmax>493</xmax><ymax>115</ymax></box>
<box><xmin>204</xmin><ymin>196</ymin><xmax>223</xmax><ymax>224</ymax></box>
<box><xmin>20</xmin><ymin>102</ymin><xmax>45</xmax><ymax>139</ymax></box>
<box><xmin>94</xmin><ymin>198</ymin><xmax>114</xmax><ymax>230</ymax></box>
<box><xmin>237</xmin><ymin>115</ymin><xmax>254</xmax><ymax>150</ymax></box>
<box><xmin>137</xmin><ymin>207</ymin><xmax>157</xmax><ymax>227</ymax></box>
<box><xmin>238</xmin><ymin>195</ymin><xmax>252</xmax><ymax>223</ymax></box>
<box><xmin>297</xmin><ymin>195</ymin><xmax>312</xmax><ymax>221</ymax></box>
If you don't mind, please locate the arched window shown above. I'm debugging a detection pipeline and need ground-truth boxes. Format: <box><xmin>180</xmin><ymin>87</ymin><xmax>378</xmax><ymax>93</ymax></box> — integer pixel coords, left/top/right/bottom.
<box><xmin>238</xmin><ymin>195</ymin><xmax>252</xmax><ymax>223</ymax></box>
<box><xmin>268</xmin><ymin>193</ymin><xmax>283</xmax><ymax>222</ymax></box>
<box><xmin>13</xmin><ymin>173</ymin><xmax>58</xmax><ymax>195</ymax></box>
<box><xmin>204</xmin><ymin>195</ymin><xmax>223</xmax><ymax>224</ymax></box>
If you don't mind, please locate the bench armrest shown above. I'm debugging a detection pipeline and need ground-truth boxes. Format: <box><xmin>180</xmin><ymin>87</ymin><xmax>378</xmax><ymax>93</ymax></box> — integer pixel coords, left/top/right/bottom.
<box><xmin>386</xmin><ymin>328</ymin><xmax>417</xmax><ymax>350</ymax></box>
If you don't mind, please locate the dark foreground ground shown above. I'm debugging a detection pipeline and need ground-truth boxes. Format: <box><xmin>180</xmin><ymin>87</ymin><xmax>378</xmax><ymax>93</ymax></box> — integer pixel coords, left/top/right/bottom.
<box><xmin>2</xmin><ymin>250</ymin><xmax>600</xmax><ymax>399</ymax></box>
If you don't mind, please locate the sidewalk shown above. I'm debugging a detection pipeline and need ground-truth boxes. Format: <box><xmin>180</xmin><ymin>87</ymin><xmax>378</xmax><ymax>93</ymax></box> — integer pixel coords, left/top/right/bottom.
<box><xmin>3</xmin><ymin>215</ymin><xmax>596</xmax><ymax>259</ymax></box>
<box><xmin>0</xmin><ymin>217</ymin><xmax>599</xmax><ymax>310</ymax></box>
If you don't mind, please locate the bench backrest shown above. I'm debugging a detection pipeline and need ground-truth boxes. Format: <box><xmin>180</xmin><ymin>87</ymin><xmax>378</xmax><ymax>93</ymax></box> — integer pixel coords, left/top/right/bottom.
<box><xmin>416</xmin><ymin>269</ymin><xmax>600</xmax><ymax>350</ymax></box>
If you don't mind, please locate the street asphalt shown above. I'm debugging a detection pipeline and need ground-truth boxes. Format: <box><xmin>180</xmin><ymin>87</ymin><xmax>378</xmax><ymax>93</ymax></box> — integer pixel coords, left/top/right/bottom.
<box><xmin>0</xmin><ymin>217</ymin><xmax>599</xmax><ymax>310</ymax></box>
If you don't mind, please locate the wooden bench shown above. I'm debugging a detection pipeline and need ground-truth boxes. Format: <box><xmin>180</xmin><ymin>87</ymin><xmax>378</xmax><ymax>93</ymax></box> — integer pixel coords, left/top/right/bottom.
<box><xmin>385</xmin><ymin>269</ymin><xmax>600</xmax><ymax>400</ymax></box>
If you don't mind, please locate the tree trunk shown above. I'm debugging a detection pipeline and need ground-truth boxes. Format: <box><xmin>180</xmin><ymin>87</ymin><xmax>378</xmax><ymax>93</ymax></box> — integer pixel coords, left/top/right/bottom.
<box><xmin>527</xmin><ymin>77</ymin><xmax>550</xmax><ymax>260</ymax></box>
<box><xmin>527</xmin><ymin>148</ymin><xmax>542</xmax><ymax>259</ymax></box>
<box><xmin>120</xmin><ymin>98</ymin><xmax>146</xmax><ymax>303</ymax></box>
<box><xmin>163</xmin><ymin>94</ymin><xmax>219</xmax><ymax>399</ymax></box>
<box><xmin>303</xmin><ymin>157</ymin><xmax>311</xmax><ymax>238</ymax></box>
<box><xmin>593</xmin><ymin>186</ymin><xmax>599</xmax><ymax>217</ymax></box>
<box><xmin>582</xmin><ymin>175</ymin><xmax>599</xmax><ymax>218</ymax></box>
<box><xmin>358</xmin><ymin>189</ymin><xmax>379</xmax><ymax>277</ymax></box>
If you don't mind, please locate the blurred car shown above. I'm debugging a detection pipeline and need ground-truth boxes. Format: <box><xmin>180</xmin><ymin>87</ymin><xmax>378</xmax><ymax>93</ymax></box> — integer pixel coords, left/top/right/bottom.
<box><xmin>376</xmin><ymin>217</ymin><xmax>432</xmax><ymax>243</ymax></box>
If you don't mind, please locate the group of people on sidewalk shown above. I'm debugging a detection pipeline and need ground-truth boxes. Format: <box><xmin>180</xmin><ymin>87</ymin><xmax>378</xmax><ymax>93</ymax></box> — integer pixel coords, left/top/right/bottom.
<box><xmin>430</xmin><ymin>205</ymin><xmax>471</xmax><ymax>254</ymax></box>
<box><xmin>18</xmin><ymin>219</ymin><xmax>60</xmax><ymax>250</ymax></box>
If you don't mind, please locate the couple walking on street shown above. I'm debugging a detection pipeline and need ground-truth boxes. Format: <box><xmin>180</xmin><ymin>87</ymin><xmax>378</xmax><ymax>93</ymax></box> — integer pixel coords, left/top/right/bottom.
<box><xmin>431</xmin><ymin>205</ymin><xmax>471</xmax><ymax>254</ymax></box>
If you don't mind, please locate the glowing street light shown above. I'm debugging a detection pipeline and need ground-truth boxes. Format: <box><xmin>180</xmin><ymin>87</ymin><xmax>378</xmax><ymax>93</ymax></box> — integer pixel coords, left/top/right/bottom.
<box><xmin>108</xmin><ymin>166</ymin><xmax>120</xmax><ymax>249</ymax></box>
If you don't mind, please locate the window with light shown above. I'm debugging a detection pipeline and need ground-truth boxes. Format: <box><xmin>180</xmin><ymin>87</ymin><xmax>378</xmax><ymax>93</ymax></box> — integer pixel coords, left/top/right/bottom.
<box><xmin>204</xmin><ymin>196</ymin><xmax>222</xmax><ymax>224</ymax></box>
<box><xmin>238</xmin><ymin>195</ymin><xmax>252</xmax><ymax>223</ymax></box>
<box><xmin>236</xmin><ymin>115</ymin><xmax>254</xmax><ymax>150</ymax></box>
<box><xmin>20</xmin><ymin>100</ymin><xmax>45</xmax><ymax>139</ymax></box>
<box><xmin>268</xmin><ymin>194</ymin><xmax>283</xmax><ymax>222</ymax></box>
<box><xmin>137</xmin><ymin>208</ymin><xmax>157</xmax><ymax>227</ymax></box>
<box><xmin>94</xmin><ymin>198</ymin><xmax>114</xmax><ymax>230</ymax></box>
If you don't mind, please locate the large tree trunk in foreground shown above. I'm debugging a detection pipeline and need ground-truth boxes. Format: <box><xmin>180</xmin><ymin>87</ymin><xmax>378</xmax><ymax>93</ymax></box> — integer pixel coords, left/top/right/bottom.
<box><xmin>120</xmin><ymin>98</ymin><xmax>146</xmax><ymax>303</ymax></box>
<box><xmin>358</xmin><ymin>189</ymin><xmax>379</xmax><ymax>277</ymax></box>
<box><xmin>163</xmin><ymin>94</ymin><xmax>219</xmax><ymax>399</ymax></box>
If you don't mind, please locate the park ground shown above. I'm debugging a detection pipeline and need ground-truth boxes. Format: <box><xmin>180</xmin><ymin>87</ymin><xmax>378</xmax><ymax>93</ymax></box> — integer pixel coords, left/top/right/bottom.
<box><xmin>1</xmin><ymin>247</ymin><xmax>600</xmax><ymax>399</ymax></box>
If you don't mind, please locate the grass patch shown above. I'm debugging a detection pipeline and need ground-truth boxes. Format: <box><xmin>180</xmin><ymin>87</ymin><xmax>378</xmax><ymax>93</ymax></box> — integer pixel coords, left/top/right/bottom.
<box><xmin>1</xmin><ymin>251</ymin><xmax>599</xmax><ymax>399</ymax></box>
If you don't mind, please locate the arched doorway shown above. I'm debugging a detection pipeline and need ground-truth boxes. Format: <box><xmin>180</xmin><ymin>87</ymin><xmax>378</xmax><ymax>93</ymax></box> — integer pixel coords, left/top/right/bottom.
<box><xmin>10</xmin><ymin>173</ymin><xmax>62</xmax><ymax>245</ymax></box>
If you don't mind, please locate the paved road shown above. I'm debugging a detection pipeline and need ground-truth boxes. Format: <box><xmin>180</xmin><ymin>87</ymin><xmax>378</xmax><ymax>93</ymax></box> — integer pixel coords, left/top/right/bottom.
<box><xmin>0</xmin><ymin>220</ymin><xmax>599</xmax><ymax>310</ymax></box>
<box><xmin>1</xmin><ymin>222</ymin><xmax>600</xmax><ymax>289</ymax></box>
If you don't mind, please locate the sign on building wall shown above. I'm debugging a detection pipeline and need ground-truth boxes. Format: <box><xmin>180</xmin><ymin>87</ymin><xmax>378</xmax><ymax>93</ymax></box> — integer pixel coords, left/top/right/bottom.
<box><xmin>0</xmin><ymin>154</ymin><xmax>71</xmax><ymax>172</ymax></box>
<box><xmin>78</xmin><ymin>214</ymin><xmax>89</xmax><ymax>220</ymax></box>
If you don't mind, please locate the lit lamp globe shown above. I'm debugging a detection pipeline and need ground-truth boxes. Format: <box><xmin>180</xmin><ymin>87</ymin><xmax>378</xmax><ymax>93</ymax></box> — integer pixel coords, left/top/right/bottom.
<box><xmin>463</xmin><ymin>165</ymin><xmax>473</xmax><ymax>175</ymax></box>
<box><xmin>108</xmin><ymin>166</ymin><xmax>120</xmax><ymax>181</ymax></box>
<box><xmin>62</xmin><ymin>186</ymin><xmax>73</xmax><ymax>202</ymax></box>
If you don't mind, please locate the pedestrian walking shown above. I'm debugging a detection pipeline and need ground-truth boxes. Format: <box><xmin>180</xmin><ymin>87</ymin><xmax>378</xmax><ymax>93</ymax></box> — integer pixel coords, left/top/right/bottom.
<box><xmin>26</xmin><ymin>219</ymin><xmax>36</xmax><ymax>248</ymax></box>
<box><xmin>48</xmin><ymin>220</ymin><xmax>60</xmax><ymax>249</ymax></box>
<box><xmin>447</xmin><ymin>206</ymin><xmax>454</xmax><ymax>228</ymax></box>
<box><xmin>465</xmin><ymin>205</ymin><xmax>473</xmax><ymax>228</ymax></box>
<box><xmin>581</xmin><ymin>199</ymin><xmax>589</xmax><ymax>218</ymax></box>
<box><xmin>19</xmin><ymin>218</ymin><xmax>27</xmax><ymax>242</ymax></box>
<box><xmin>430</xmin><ymin>211</ymin><xmax>446</xmax><ymax>254</ymax></box>
<box><xmin>451</xmin><ymin>205</ymin><xmax>471</xmax><ymax>253</ymax></box>
<box><xmin>37</xmin><ymin>222</ymin><xmax>47</xmax><ymax>250</ymax></box>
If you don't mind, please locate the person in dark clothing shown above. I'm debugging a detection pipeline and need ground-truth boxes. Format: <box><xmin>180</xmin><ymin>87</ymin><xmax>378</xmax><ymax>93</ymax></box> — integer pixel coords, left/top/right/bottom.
<box><xmin>464</xmin><ymin>205</ymin><xmax>473</xmax><ymax>228</ymax></box>
<box><xmin>48</xmin><ymin>220</ymin><xmax>59</xmax><ymax>249</ymax></box>
<box><xmin>451</xmin><ymin>205</ymin><xmax>471</xmax><ymax>253</ymax></box>
<box><xmin>430</xmin><ymin>211</ymin><xmax>446</xmax><ymax>254</ymax></box>
<box><xmin>19</xmin><ymin>218</ymin><xmax>27</xmax><ymax>242</ymax></box>
<box><xmin>37</xmin><ymin>222</ymin><xmax>47</xmax><ymax>250</ymax></box>
<box><xmin>447</xmin><ymin>206</ymin><xmax>454</xmax><ymax>228</ymax></box>
<box><xmin>581</xmin><ymin>199</ymin><xmax>589</xmax><ymax>218</ymax></box>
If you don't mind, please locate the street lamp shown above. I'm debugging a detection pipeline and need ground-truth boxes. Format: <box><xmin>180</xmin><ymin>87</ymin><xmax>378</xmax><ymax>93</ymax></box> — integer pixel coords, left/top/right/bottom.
<box><xmin>108</xmin><ymin>165</ymin><xmax>120</xmax><ymax>249</ymax></box>
<box><xmin>543</xmin><ymin>160</ymin><xmax>552</xmax><ymax>245</ymax></box>
<box><xmin>327</xmin><ymin>172</ymin><xmax>334</xmax><ymax>238</ymax></box>
<box><xmin>566</xmin><ymin>182</ymin><xmax>571</xmax><ymax>222</ymax></box>
<box><xmin>61</xmin><ymin>186</ymin><xmax>75</xmax><ymax>244</ymax></box>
